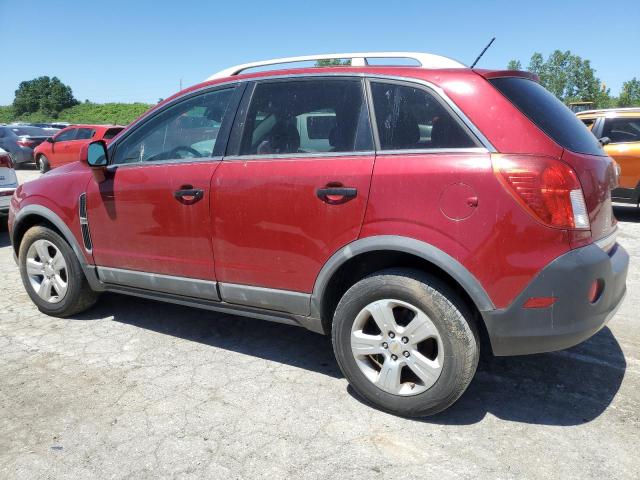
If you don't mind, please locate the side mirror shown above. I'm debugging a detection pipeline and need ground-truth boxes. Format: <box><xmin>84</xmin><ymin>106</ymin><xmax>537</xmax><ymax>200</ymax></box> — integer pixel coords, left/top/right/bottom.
<box><xmin>599</xmin><ymin>137</ymin><xmax>611</xmax><ymax>146</ymax></box>
<box><xmin>84</xmin><ymin>140</ymin><xmax>108</xmax><ymax>167</ymax></box>
<box><xmin>46</xmin><ymin>137</ymin><xmax>54</xmax><ymax>143</ymax></box>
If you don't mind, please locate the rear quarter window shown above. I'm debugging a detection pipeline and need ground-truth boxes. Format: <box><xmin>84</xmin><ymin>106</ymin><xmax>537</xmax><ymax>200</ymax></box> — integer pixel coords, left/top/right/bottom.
<box><xmin>490</xmin><ymin>77</ymin><xmax>605</xmax><ymax>156</ymax></box>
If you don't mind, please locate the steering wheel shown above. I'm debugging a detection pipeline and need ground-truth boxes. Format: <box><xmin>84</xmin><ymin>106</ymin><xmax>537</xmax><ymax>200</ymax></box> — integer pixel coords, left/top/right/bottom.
<box><xmin>169</xmin><ymin>146</ymin><xmax>203</xmax><ymax>159</ymax></box>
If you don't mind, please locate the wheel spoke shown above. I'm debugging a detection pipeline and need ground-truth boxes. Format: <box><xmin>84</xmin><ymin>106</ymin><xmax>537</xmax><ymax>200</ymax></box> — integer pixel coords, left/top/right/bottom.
<box><xmin>351</xmin><ymin>331</ymin><xmax>382</xmax><ymax>356</ymax></box>
<box><xmin>34</xmin><ymin>241</ymin><xmax>51</xmax><ymax>262</ymax></box>
<box><xmin>376</xmin><ymin>359</ymin><xmax>402</xmax><ymax>393</ymax></box>
<box><xmin>26</xmin><ymin>258</ymin><xmax>44</xmax><ymax>276</ymax></box>
<box><xmin>51</xmin><ymin>251</ymin><xmax>65</xmax><ymax>272</ymax></box>
<box><xmin>365</xmin><ymin>300</ymin><xmax>397</xmax><ymax>333</ymax></box>
<box><xmin>51</xmin><ymin>275</ymin><xmax>68</xmax><ymax>298</ymax></box>
<box><xmin>38</xmin><ymin>278</ymin><xmax>53</xmax><ymax>300</ymax></box>
<box><xmin>402</xmin><ymin>311</ymin><xmax>439</xmax><ymax>343</ymax></box>
<box><xmin>405</xmin><ymin>353</ymin><xmax>441</xmax><ymax>388</ymax></box>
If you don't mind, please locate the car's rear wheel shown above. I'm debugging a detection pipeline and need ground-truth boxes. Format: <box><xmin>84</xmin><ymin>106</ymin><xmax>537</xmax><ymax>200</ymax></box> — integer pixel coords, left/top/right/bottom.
<box><xmin>332</xmin><ymin>269</ymin><xmax>479</xmax><ymax>417</ymax></box>
<box><xmin>37</xmin><ymin>155</ymin><xmax>50</xmax><ymax>173</ymax></box>
<box><xmin>19</xmin><ymin>226</ymin><xmax>99</xmax><ymax>317</ymax></box>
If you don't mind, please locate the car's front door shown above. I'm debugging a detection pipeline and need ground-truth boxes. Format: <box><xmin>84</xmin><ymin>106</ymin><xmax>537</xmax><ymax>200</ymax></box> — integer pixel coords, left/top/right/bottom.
<box><xmin>63</xmin><ymin>127</ymin><xmax>94</xmax><ymax>165</ymax></box>
<box><xmin>86</xmin><ymin>85</ymin><xmax>241</xmax><ymax>293</ymax></box>
<box><xmin>51</xmin><ymin>128</ymin><xmax>78</xmax><ymax>165</ymax></box>
<box><xmin>211</xmin><ymin>78</ymin><xmax>375</xmax><ymax>313</ymax></box>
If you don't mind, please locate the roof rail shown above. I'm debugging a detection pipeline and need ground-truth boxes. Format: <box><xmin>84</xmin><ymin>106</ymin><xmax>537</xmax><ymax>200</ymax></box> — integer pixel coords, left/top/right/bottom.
<box><xmin>207</xmin><ymin>52</ymin><xmax>466</xmax><ymax>80</ymax></box>
<box><xmin>577</xmin><ymin>107</ymin><xmax>640</xmax><ymax>116</ymax></box>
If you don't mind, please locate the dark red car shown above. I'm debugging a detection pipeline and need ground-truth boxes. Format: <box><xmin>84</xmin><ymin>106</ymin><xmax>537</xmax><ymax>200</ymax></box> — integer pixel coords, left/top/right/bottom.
<box><xmin>8</xmin><ymin>52</ymin><xmax>627</xmax><ymax>416</ymax></box>
<box><xmin>33</xmin><ymin>124</ymin><xmax>124</xmax><ymax>173</ymax></box>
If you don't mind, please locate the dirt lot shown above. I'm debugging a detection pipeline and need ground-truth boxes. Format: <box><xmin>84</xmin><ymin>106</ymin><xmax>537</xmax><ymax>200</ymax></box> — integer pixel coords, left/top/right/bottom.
<box><xmin>1</xmin><ymin>167</ymin><xmax>638</xmax><ymax>479</ymax></box>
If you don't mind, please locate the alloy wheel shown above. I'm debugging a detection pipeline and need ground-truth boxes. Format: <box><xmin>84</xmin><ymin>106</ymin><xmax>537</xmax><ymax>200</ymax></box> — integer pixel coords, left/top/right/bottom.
<box><xmin>25</xmin><ymin>239</ymin><xmax>68</xmax><ymax>303</ymax></box>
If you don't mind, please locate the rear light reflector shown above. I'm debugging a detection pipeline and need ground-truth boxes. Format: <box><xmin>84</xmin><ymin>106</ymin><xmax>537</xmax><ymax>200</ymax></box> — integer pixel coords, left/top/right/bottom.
<box><xmin>523</xmin><ymin>296</ymin><xmax>558</xmax><ymax>309</ymax></box>
<box><xmin>492</xmin><ymin>154</ymin><xmax>590</xmax><ymax>230</ymax></box>
<box><xmin>0</xmin><ymin>190</ymin><xmax>14</xmax><ymax>197</ymax></box>
<box><xmin>16</xmin><ymin>138</ymin><xmax>35</xmax><ymax>147</ymax></box>
<box><xmin>588</xmin><ymin>279</ymin><xmax>604</xmax><ymax>303</ymax></box>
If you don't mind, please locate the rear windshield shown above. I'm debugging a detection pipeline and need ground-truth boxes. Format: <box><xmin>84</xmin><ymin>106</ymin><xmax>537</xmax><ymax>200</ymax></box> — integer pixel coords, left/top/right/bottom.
<box><xmin>10</xmin><ymin>127</ymin><xmax>50</xmax><ymax>137</ymax></box>
<box><xmin>489</xmin><ymin>77</ymin><xmax>605</xmax><ymax>156</ymax></box>
<box><xmin>103</xmin><ymin>127</ymin><xmax>124</xmax><ymax>139</ymax></box>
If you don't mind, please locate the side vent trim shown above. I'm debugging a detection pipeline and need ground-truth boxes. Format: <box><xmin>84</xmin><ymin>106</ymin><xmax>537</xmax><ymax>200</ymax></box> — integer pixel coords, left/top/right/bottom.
<box><xmin>79</xmin><ymin>193</ymin><xmax>93</xmax><ymax>253</ymax></box>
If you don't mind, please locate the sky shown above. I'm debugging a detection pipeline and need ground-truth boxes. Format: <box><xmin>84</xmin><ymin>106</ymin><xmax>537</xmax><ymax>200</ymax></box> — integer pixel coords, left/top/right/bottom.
<box><xmin>1</xmin><ymin>0</ymin><xmax>638</xmax><ymax>105</ymax></box>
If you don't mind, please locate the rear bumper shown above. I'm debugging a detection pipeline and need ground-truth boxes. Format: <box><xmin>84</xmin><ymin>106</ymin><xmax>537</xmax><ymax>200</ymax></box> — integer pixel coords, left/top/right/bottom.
<box><xmin>482</xmin><ymin>242</ymin><xmax>628</xmax><ymax>356</ymax></box>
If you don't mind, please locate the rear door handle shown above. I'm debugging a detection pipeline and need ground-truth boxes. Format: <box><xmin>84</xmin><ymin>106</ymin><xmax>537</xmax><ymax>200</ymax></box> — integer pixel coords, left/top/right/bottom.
<box><xmin>174</xmin><ymin>186</ymin><xmax>204</xmax><ymax>205</ymax></box>
<box><xmin>316</xmin><ymin>186</ymin><xmax>358</xmax><ymax>205</ymax></box>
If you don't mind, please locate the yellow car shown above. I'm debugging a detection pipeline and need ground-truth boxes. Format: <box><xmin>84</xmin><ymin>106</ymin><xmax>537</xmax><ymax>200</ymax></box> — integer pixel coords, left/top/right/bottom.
<box><xmin>577</xmin><ymin>108</ymin><xmax>640</xmax><ymax>204</ymax></box>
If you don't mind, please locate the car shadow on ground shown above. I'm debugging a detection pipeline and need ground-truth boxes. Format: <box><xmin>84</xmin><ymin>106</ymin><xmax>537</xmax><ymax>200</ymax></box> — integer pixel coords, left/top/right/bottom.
<box><xmin>77</xmin><ymin>292</ymin><xmax>626</xmax><ymax>427</ymax></box>
<box><xmin>0</xmin><ymin>231</ymin><xmax>11</xmax><ymax>248</ymax></box>
<box><xmin>614</xmin><ymin>204</ymin><xmax>640</xmax><ymax>223</ymax></box>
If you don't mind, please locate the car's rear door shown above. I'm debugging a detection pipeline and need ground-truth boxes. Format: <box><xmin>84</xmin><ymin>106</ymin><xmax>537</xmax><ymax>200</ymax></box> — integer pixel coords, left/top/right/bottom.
<box><xmin>211</xmin><ymin>77</ymin><xmax>375</xmax><ymax>314</ymax></box>
<box><xmin>64</xmin><ymin>127</ymin><xmax>95</xmax><ymax>164</ymax></box>
<box><xmin>86</xmin><ymin>84</ymin><xmax>243</xmax><ymax>295</ymax></box>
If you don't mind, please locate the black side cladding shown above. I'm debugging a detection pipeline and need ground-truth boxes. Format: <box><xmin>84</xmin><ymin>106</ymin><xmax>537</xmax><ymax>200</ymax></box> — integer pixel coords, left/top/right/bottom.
<box><xmin>79</xmin><ymin>193</ymin><xmax>92</xmax><ymax>252</ymax></box>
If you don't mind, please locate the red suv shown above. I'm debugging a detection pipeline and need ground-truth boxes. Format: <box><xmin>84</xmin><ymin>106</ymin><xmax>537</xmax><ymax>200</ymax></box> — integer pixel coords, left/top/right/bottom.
<box><xmin>34</xmin><ymin>124</ymin><xmax>124</xmax><ymax>173</ymax></box>
<box><xmin>8</xmin><ymin>53</ymin><xmax>628</xmax><ymax>417</ymax></box>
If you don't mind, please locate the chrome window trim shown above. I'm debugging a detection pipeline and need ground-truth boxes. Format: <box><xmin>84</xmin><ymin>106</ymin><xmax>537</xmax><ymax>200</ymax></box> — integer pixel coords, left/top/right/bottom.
<box><xmin>106</xmin><ymin>156</ymin><xmax>223</xmax><ymax>171</ymax></box>
<box><xmin>119</xmin><ymin>72</ymin><xmax>496</xmax><ymax>157</ymax></box>
<box><xmin>376</xmin><ymin>147</ymin><xmax>489</xmax><ymax>156</ymax></box>
<box><xmin>224</xmin><ymin>151</ymin><xmax>375</xmax><ymax>161</ymax></box>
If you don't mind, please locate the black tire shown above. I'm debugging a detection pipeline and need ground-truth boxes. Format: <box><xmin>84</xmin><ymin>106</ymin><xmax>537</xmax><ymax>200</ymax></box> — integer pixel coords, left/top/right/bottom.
<box><xmin>18</xmin><ymin>225</ymin><xmax>99</xmax><ymax>317</ymax></box>
<box><xmin>332</xmin><ymin>268</ymin><xmax>479</xmax><ymax>417</ymax></box>
<box><xmin>37</xmin><ymin>154</ymin><xmax>50</xmax><ymax>173</ymax></box>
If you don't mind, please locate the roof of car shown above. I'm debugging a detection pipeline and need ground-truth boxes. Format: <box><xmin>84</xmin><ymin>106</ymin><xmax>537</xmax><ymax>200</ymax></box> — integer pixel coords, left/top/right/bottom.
<box><xmin>576</xmin><ymin>107</ymin><xmax>640</xmax><ymax>118</ymax></box>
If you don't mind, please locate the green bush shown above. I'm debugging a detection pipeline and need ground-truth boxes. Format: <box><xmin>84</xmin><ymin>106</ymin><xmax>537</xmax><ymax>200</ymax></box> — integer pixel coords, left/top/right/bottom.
<box><xmin>1</xmin><ymin>102</ymin><xmax>153</xmax><ymax>125</ymax></box>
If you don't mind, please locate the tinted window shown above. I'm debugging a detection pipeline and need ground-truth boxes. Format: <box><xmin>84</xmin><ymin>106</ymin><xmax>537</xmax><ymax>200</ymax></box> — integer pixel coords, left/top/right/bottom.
<box><xmin>113</xmin><ymin>88</ymin><xmax>234</xmax><ymax>164</ymax></box>
<box><xmin>54</xmin><ymin>129</ymin><xmax>77</xmax><ymax>142</ymax></box>
<box><xmin>370</xmin><ymin>82</ymin><xmax>478</xmax><ymax>150</ymax></box>
<box><xmin>76</xmin><ymin>128</ymin><xmax>94</xmax><ymax>140</ymax></box>
<box><xmin>103</xmin><ymin>127</ymin><xmax>124</xmax><ymax>139</ymax></box>
<box><xmin>239</xmin><ymin>79</ymin><xmax>372</xmax><ymax>155</ymax></box>
<box><xmin>490</xmin><ymin>77</ymin><xmax>605</xmax><ymax>156</ymax></box>
<box><xmin>603</xmin><ymin>118</ymin><xmax>640</xmax><ymax>144</ymax></box>
<box><xmin>10</xmin><ymin>127</ymin><xmax>50</xmax><ymax>136</ymax></box>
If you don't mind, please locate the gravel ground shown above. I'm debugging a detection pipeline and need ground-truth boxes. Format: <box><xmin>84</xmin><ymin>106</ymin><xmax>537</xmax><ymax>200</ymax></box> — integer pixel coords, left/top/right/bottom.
<box><xmin>1</xmin><ymin>167</ymin><xmax>638</xmax><ymax>479</ymax></box>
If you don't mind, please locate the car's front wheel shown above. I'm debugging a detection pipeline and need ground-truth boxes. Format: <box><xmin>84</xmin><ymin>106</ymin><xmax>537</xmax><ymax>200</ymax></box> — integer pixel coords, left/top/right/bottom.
<box><xmin>332</xmin><ymin>269</ymin><xmax>479</xmax><ymax>417</ymax></box>
<box><xmin>37</xmin><ymin>155</ymin><xmax>50</xmax><ymax>173</ymax></box>
<box><xmin>19</xmin><ymin>226</ymin><xmax>99</xmax><ymax>317</ymax></box>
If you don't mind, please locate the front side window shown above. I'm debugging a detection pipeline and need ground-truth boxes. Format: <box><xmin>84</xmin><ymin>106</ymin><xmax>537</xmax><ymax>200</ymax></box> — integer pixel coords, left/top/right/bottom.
<box><xmin>370</xmin><ymin>82</ymin><xmax>478</xmax><ymax>151</ymax></box>
<box><xmin>54</xmin><ymin>128</ymin><xmax>77</xmax><ymax>142</ymax></box>
<box><xmin>239</xmin><ymin>79</ymin><xmax>372</xmax><ymax>156</ymax></box>
<box><xmin>603</xmin><ymin>117</ymin><xmax>640</xmax><ymax>144</ymax></box>
<box><xmin>113</xmin><ymin>88</ymin><xmax>235</xmax><ymax>164</ymax></box>
<box><xmin>76</xmin><ymin>128</ymin><xmax>94</xmax><ymax>140</ymax></box>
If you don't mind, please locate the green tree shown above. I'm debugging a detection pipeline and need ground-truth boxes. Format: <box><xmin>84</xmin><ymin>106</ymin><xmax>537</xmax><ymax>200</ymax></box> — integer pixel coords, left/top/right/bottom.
<box><xmin>618</xmin><ymin>78</ymin><xmax>640</xmax><ymax>107</ymax></box>
<box><xmin>507</xmin><ymin>60</ymin><xmax>522</xmax><ymax>70</ymax></box>
<box><xmin>13</xmin><ymin>76</ymin><xmax>78</xmax><ymax>117</ymax></box>
<box><xmin>315</xmin><ymin>58</ymin><xmax>351</xmax><ymax>67</ymax></box>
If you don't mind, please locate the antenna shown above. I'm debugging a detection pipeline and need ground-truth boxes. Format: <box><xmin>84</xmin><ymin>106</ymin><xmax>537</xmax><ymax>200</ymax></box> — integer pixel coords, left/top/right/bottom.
<box><xmin>470</xmin><ymin>37</ymin><xmax>496</xmax><ymax>69</ymax></box>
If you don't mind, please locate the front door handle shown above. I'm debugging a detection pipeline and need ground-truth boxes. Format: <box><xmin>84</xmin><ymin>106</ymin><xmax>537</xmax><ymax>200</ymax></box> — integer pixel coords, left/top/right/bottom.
<box><xmin>174</xmin><ymin>186</ymin><xmax>204</xmax><ymax>205</ymax></box>
<box><xmin>316</xmin><ymin>186</ymin><xmax>358</xmax><ymax>205</ymax></box>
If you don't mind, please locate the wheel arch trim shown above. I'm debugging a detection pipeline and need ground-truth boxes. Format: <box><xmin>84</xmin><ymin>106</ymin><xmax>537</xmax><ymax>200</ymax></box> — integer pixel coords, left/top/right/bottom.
<box><xmin>11</xmin><ymin>204</ymin><xmax>104</xmax><ymax>291</ymax></box>
<box><xmin>310</xmin><ymin>235</ymin><xmax>495</xmax><ymax>319</ymax></box>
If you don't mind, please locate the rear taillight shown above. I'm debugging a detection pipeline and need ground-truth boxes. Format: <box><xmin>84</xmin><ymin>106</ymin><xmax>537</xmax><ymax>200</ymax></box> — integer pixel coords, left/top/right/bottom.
<box><xmin>493</xmin><ymin>154</ymin><xmax>590</xmax><ymax>230</ymax></box>
<box><xmin>0</xmin><ymin>153</ymin><xmax>13</xmax><ymax>168</ymax></box>
<box><xmin>16</xmin><ymin>137</ymin><xmax>35</xmax><ymax>148</ymax></box>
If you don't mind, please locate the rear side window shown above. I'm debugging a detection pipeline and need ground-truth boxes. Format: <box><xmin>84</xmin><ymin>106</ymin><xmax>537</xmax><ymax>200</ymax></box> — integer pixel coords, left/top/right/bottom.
<box><xmin>76</xmin><ymin>128</ymin><xmax>94</xmax><ymax>140</ymax></box>
<box><xmin>103</xmin><ymin>127</ymin><xmax>124</xmax><ymax>139</ymax></box>
<box><xmin>490</xmin><ymin>77</ymin><xmax>605</xmax><ymax>156</ymax></box>
<box><xmin>603</xmin><ymin>117</ymin><xmax>640</xmax><ymax>144</ymax></box>
<box><xmin>370</xmin><ymin>82</ymin><xmax>479</xmax><ymax>150</ymax></box>
<box><xmin>239</xmin><ymin>79</ymin><xmax>372</xmax><ymax>155</ymax></box>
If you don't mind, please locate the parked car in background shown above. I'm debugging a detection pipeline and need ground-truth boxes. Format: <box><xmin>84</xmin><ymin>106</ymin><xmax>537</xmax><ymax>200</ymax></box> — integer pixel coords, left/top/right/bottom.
<box><xmin>577</xmin><ymin>108</ymin><xmax>640</xmax><ymax>204</ymax></box>
<box><xmin>29</xmin><ymin>123</ymin><xmax>67</xmax><ymax>130</ymax></box>
<box><xmin>0</xmin><ymin>125</ymin><xmax>54</xmax><ymax>168</ymax></box>
<box><xmin>0</xmin><ymin>147</ymin><xmax>18</xmax><ymax>227</ymax></box>
<box><xmin>8</xmin><ymin>52</ymin><xmax>627</xmax><ymax>417</ymax></box>
<box><xmin>34</xmin><ymin>124</ymin><xmax>125</xmax><ymax>172</ymax></box>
